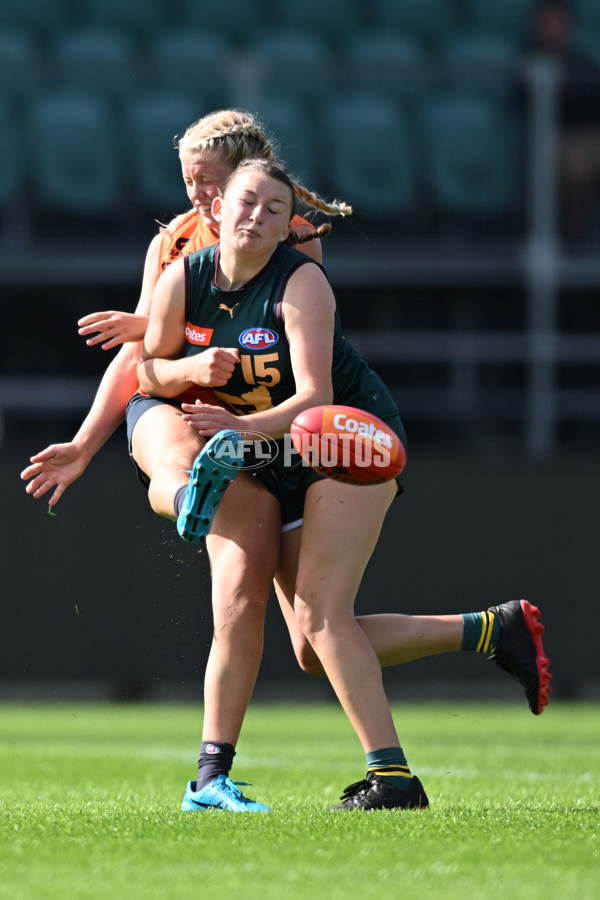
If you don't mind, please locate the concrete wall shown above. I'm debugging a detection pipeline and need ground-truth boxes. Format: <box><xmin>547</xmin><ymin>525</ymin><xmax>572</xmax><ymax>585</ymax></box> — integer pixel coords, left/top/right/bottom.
<box><xmin>2</xmin><ymin>437</ymin><xmax>598</xmax><ymax>701</ymax></box>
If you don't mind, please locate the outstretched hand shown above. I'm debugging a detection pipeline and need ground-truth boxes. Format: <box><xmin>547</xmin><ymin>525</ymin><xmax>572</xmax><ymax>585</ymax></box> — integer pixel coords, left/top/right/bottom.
<box><xmin>20</xmin><ymin>443</ymin><xmax>91</xmax><ymax>508</ymax></box>
<box><xmin>78</xmin><ymin>311</ymin><xmax>149</xmax><ymax>350</ymax></box>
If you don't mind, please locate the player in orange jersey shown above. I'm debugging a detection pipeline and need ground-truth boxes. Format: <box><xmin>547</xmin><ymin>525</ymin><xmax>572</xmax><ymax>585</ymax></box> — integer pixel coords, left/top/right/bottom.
<box><xmin>21</xmin><ymin>109</ymin><xmax>350</xmax><ymax>507</ymax></box>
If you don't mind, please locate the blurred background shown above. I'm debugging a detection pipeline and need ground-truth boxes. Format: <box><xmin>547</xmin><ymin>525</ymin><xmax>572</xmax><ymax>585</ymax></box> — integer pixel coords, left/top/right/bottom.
<box><xmin>1</xmin><ymin>0</ymin><xmax>599</xmax><ymax>702</ymax></box>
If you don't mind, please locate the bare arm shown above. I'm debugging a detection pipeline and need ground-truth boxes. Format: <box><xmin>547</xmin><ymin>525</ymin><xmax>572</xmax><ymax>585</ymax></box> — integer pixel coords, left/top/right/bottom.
<box><xmin>21</xmin><ymin>234</ymin><xmax>163</xmax><ymax>506</ymax></box>
<box><xmin>181</xmin><ymin>263</ymin><xmax>336</xmax><ymax>439</ymax></box>
<box><xmin>137</xmin><ymin>259</ymin><xmax>240</xmax><ymax>397</ymax></box>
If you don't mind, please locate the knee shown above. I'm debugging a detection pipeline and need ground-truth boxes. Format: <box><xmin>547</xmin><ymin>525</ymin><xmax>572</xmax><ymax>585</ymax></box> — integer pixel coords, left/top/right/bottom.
<box><xmin>293</xmin><ymin>638</ymin><xmax>326</xmax><ymax>677</ymax></box>
<box><xmin>147</xmin><ymin>481</ymin><xmax>174</xmax><ymax>519</ymax></box>
<box><xmin>294</xmin><ymin>597</ymin><xmax>320</xmax><ymax>644</ymax></box>
<box><xmin>215</xmin><ymin>590</ymin><xmax>269</xmax><ymax>630</ymax></box>
<box><xmin>294</xmin><ymin>598</ymin><xmax>329</xmax><ymax>670</ymax></box>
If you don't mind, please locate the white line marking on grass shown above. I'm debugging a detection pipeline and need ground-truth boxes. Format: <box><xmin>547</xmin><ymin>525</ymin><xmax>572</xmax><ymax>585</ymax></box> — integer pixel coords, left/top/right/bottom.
<box><xmin>237</xmin><ymin>757</ymin><xmax>600</xmax><ymax>784</ymax></box>
<box><xmin>8</xmin><ymin>743</ymin><xmax>599</xmax><ymax>785</ymax></box>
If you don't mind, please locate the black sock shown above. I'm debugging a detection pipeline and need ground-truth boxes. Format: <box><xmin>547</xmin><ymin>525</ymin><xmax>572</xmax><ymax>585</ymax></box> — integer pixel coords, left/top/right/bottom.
<box><xmin>196</xmin><ymin>741</ymin><xmax>236</xmax><ymax>790</ymax></box>
<box><xmin>174</xmin><ymin>484</ymin><xmax>187</xmax><ymax>517</ymax></box>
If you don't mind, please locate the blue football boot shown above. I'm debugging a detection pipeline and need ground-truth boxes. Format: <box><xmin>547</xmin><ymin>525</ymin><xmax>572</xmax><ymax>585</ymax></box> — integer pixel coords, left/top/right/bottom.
<box><xmin>176</xmin><ymin>430</ymin><xmax>243</xmax><ymax>542</ymax></box>
<box><xmin>181</xmin><ymin>775</ymin><xmax>270</xmax><ymax>812</ymax></box>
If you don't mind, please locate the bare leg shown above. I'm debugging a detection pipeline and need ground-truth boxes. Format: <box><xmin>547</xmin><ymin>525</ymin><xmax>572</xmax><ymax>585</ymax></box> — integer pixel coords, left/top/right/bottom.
<box><xmin>131</xmin><ymin>404</ymin><xmax>282</xmax><ymax>742</ymax></box>
<box><xmin>356</xmin><ymin>614</ymin><xmax>462</xmax><ymax>665</ymax></box>
<box><xmin>201</xmin><ymin>475</ymin><xmax>281</xmax><ymax>745</ymax></box>
<box><xmin>275</xmin><ymin>528</ymin><xmax>462</xmax><ymax>676</ymax></box>
<box><xmin>293</xmin><ymin>478</ymin><xmax>400</xmax><ymax>752</ymax></box>
<box><xmin>130</xmin><ymin>404</ymin><xmax>204</xmax><ymax>517</ymax></box>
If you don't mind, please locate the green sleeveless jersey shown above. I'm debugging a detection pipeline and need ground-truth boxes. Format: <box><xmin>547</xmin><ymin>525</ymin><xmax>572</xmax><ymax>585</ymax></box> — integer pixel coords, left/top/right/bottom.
<box><xmin>184</xmin><ymin>242</ymin><xmax>401</xmax><ymax>428</ymax></box>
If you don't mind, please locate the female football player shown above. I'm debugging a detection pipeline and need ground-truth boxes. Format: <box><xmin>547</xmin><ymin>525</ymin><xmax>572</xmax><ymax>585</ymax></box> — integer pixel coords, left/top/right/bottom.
<box><xmin>138</xmin><ymin>159</ymin><xmax>551</xmax><ymax>811</ymax></box>
<box><xmin>21</xmin><ymin>111</ymin><xmax>352</xmax><ymax>813</ymax></box>
<box><xmin>21</xmin><ymin>109</ymin><xmax>340</xmax><ymax>507</ymax></box>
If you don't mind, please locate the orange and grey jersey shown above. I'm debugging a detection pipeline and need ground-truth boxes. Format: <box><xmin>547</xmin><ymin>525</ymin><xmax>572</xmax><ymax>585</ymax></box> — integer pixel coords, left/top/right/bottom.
<box><xmin>158</xmin><ymin>209</ymin><xmax>315</xmax><ymax>277</ymax></box>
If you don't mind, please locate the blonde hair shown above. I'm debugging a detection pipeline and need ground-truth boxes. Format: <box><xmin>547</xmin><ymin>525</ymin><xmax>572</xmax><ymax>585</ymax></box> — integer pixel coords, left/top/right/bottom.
<box><xmin>175</xmin><ymin>109</ymin><xmax>352</xmax><ymax>243</ymax></box>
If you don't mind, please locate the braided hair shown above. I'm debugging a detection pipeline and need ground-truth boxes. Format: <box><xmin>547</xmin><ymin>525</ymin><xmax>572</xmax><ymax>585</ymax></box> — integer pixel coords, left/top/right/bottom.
<box><xmin>175</xmin><ymin>109</ymin><xmax>352</xmax><ymax>243</ymax></box>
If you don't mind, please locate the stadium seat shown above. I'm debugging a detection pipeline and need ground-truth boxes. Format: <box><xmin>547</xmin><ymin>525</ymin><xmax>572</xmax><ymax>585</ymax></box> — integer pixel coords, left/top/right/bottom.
<box><xmin>252</xmin><ymin>95</ymin><xmax>318</xmax><ymax>188</ymax></box>
<box><xmin>27</xmin><ymin>91</ymin><xmax>121</xmax><ymax>215</ymax></box>
<box><xmin>52</xmin><ymin>29</ymin><xmax>142</xmax><ymax>102</ymax></box>
<box><xmin>323</xmin><ymin>94</ymin><xmax>418</xmax><ymax>217</ymax></box>
<box><xmin>422</xmin><ymin>91</ymin><xmax>519</xmax><ymax>219</ymax></box>
<box><xmin>150</xmin><ymin>29</ymin><xmax>235</xmax><ymax>110</ymax></box>
<box><xmin>463</xmin><ymin>0</ymin><xmax>538</xmax><ymax>49</ymax></box>
<box><xmin>573</xmin><ymin>29</ymin><xmax>600</xmax><ymax>66</ymax></box>
<box><xmin>0</xmin><ymin>30</ymin><xmax>41</xmax><ymax>101</ymax></box>
<box><xmin>251</xmin><ymin>31</ymin><xmax>334</xmax><ymax>107</ymax></box>
<box><xmin>572</xmin><ymin>0</ymin><xmax>600</xmax><ymax>35</ymax></box>
<box><xmin>78</xmin><ymin>0</ymin><xmax>165</xmax><ymax>43</ymax></box>
<box><xmin>178</xmin><ymin>0</ymin><xmax>267</xmax><ymax>47</ymax></box>
<box><xmin>342</xmin><ymin>32</ymin><xmax>427</xmax><ymax>109</ymax></box>
<box><xmin>0</xmin><ymin>99</ymin><xmax>20</xmax><ymax>210</ymax></box>
<box><xmin>0</xmin><ymin>0</ymin><xmax>67</xmax><ymax>40</ymax></box>
<box><xmin>370</xmin><ymin>0</ymin><xmax>454</xmax><ymax>50</ymax></box>
<box><xmin>124</xmin><ymin>91</ymin><xmax>200</xmax><ymax>215</ymax></box>
<box><xmin>270</xmin><ymin>0</ymin><xmax>361</xmax><ymax>46</ymax></box>
<box><xmin>440</xmin><ymin>31</ymin><xmax>519</xmax><ymax>105</ymax></box>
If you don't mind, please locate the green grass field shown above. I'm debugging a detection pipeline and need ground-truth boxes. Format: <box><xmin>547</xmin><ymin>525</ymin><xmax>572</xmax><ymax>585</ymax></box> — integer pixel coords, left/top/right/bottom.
<box><xmin>0</xmin><ymin>701</ymin><xmax>598</xmax><ymax>900</ymax></box>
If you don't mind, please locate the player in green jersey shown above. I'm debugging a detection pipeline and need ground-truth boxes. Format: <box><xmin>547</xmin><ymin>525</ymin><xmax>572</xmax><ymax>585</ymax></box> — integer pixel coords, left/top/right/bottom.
<box><xmin>138</xmin><ymin>160</ymin><xmax>551</xmax><ymax>811</ymax></box>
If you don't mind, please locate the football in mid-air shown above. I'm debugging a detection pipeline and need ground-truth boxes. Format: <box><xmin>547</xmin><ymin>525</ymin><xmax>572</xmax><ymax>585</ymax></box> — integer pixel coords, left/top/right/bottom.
<box><xmin>290</xmin><ymin>405</ymin><xmax>406</xmax><ymax>485</ymax></box>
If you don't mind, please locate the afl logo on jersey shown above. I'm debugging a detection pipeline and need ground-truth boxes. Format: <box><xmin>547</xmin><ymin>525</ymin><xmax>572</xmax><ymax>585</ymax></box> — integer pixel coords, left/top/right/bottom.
<box><xmin>239</xmin><ymin>327</ymin><xmax>279</xmax><ymax>350</ymax></box>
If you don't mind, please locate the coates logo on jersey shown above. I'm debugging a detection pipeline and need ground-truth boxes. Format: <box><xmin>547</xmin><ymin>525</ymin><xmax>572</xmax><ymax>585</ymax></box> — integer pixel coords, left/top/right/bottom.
<box><xmin>239</xmin><ymin>327</ymin><xmax>279</xmax><ymax>350</ymax></box>
<box><xmin>185</xmin><ymin>323</ymin><xmax>213</xmax><ymax>345</ymax></box>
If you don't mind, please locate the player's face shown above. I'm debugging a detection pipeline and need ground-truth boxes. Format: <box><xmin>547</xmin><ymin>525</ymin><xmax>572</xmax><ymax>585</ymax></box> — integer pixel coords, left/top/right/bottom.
<box><xmin>180</xmin><ymin>151</ymin><xmax>234</xmax><ymax>230</ymax></box>
<box><xmin>215</xmin><ymin>171</ymin><xmax>293</xmax><ymax>254</ymax></box>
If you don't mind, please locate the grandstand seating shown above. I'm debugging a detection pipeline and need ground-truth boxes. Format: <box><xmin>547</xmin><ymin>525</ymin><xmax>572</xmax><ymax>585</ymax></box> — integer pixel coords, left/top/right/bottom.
<box><xmin>78</xmin><ymin>0</ymin><xmax>165</xmax><ymax>43</ymax></box>
<box><xmin>178</xmin><ymin>0</ymin><xmax>267</xmax><ymax>47</ymax></box>
<box><xmin>52</xmin><ymin>29</ymin><xmax>142</xmax><ymax>102</ymax></box>
<box><xmin>149</xmin><ymin>29</ymin><xmax>236</xmax><ymax>110</ymax></box>
<box><xmin>252</xmin><ymin>94</ymin><xmax>318</xmax><ymax>188</ymax></box>
<box><xmin>342</xmin><ymin>32</ymin><xmax>428</xmax><ymax>109</ymax></box>
<box><xmin>324</xmin><ymin>94</ymin><xmax>418</xmax><ymax>217</ymax></box>
<box><xmin>370</xmin><ymin>0</ymin><xmax>454</xmax><ymax>49</ymax></box>
<box><xmin>0</xmin><ymin>0</ymin><xmax>67</xmax><ymax>40</ymax></box>
<box><xmin>440</xmin><ymin>31</ymin><xmax>520</xmax><ymax>105</ymax></box>
<box><xmin>0</xmin><ymin>30</ymin><xmax>40</xmax><ymax>102</ymax></box>
<box><xmin>463</xmin><ymin>0</ymin><xmax>538</xmax><ymax>48</ymax></box>
<box><xmin>251</xmin><ymin>31</ymin><xmax>335</xmax><ymax>107</ymax></box>
<box><xmin>573</xmin><ymin>29</ymin><xmax>600</xmax><ymax>65</ymax></box>
<box><xmin>271</xmin><ymin>0</ymin><xmax>361</xmax><ymax>47</ymax></box>
<box><xmin>27</xmin><ymin>91</ymin><xmax>121</xmax><ymax>215</ymax></box>
<box><xmin>0</xmin><ymin>0</ymin><xmax>583</xmax><ymax>231</ymax></box>
<box><xmin>422</xmin><ymin>91</ymin><xmax>520</xmax><ymax>219</ymax></box>
<box><xmin>572</xmin><ymin>0</ymin><xmax>600</xmax><ymax>35</ymax></box>
<box><xmin>124</xmin><ymin>91</ymin><xmax>199</xmax><ymax>215</ymax></box>
<box><xmin>0</xmin><ymin>99</ymin><xmax>20</xmax><ymax>209</ymax></box>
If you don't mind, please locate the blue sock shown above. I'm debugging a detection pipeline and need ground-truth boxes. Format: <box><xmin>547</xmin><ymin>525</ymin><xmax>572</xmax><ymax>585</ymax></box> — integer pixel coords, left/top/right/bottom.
<box><xmin>461</xmin><ymin>610</ymin><xmax>500</xmax><ymax>653</ymax></box>
<box><xmin>366</xmin><ymin>746</ymin><xmax>413</xmax><ymax>789</ymax></box>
